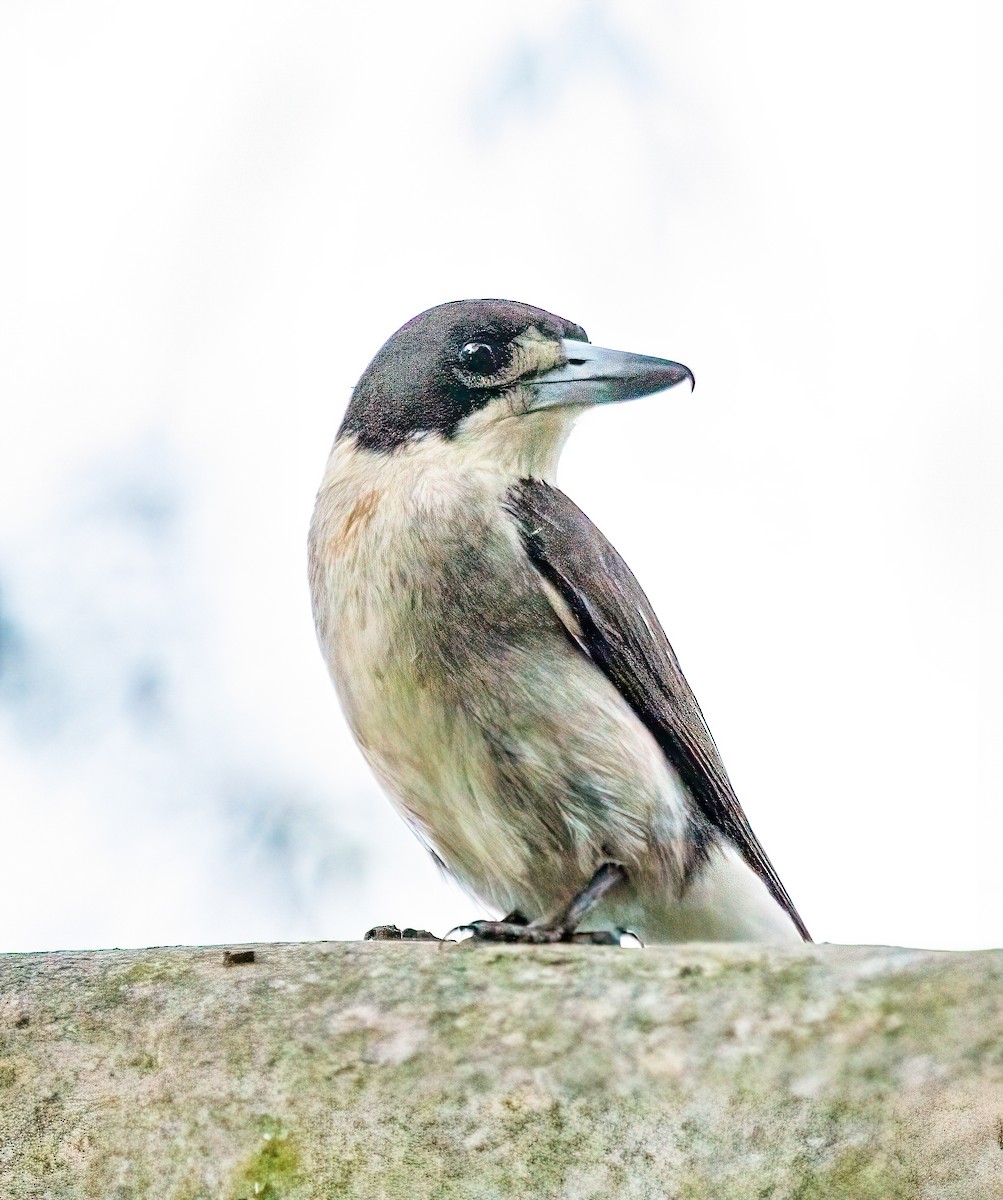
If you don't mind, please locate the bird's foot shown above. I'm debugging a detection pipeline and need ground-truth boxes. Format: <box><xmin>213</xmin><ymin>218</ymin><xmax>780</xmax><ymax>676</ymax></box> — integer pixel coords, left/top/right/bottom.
<box><xmin>366</xmin><ymin>862</ymin><xmax>642</xmax><ymax>947</ymax></box>
<box><xmin>446</xmin><ymin>920</ymin><xmax>642</xmax><ymax>947</ymax></box>
<box><xmin>363</xmin><ymin>924</ymin><xmax>441</xmax><ymax>941</ymax></box>
<box><xmin>445</xmin><ymin>861</ymin><xmax>642</xmax><ymax>947</ymax></box>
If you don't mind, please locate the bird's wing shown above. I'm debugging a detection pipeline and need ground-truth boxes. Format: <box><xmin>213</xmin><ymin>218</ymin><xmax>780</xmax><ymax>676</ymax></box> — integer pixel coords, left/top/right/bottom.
<box><xmin>504</xmin><ymin>478</ymin><xmax>811</xmax><ymax>942</ymax></box>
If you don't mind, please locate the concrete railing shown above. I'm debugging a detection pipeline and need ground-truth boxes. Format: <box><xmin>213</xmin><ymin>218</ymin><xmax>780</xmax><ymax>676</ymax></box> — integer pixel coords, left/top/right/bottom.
<box><xmin>1</xmin><ymin>940</ymin><xmax>1001</xmax><ymax>1198</ymax></box>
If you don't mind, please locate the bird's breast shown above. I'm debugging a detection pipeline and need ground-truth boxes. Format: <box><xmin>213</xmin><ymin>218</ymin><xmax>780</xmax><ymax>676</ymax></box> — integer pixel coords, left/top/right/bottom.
<box><xmin>310</xmin><ymin>441</ymin><xmax>534</xmax><ymax>768</ymax></box>
<box><xmin>308</xmin><ymin>437</ymin><xmax>693</xmax><ymax>913</ymax></box>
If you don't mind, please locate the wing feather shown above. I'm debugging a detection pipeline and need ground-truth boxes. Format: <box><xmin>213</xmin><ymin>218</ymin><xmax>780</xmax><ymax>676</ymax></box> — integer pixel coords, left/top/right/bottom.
<box><xmin>504</xmin><ymin>478</ymin><xmax>811</xmax><ymax>942</ymax></box>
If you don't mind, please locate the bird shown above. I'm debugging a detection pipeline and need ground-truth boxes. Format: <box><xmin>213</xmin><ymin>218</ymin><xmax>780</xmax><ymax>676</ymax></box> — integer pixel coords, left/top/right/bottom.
<box><xmin>308</xmin><ymin>299</ymin><xmax>810</xmax><ymax>945</ymax></box>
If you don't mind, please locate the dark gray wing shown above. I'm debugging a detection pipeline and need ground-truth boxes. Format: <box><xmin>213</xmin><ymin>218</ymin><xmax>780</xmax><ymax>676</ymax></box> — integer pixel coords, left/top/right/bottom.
<box><xmin>504</xmin><ymin>478</ymin><xmax>810</xmax><ymax>942</ymax></box>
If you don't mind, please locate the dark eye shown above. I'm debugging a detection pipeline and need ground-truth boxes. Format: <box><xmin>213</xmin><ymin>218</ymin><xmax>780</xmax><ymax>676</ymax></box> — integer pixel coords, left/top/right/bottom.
<box><xmin>457</xmin><ymin>341</ymin><xmax>500</xmax><ymax>375</ymax></box>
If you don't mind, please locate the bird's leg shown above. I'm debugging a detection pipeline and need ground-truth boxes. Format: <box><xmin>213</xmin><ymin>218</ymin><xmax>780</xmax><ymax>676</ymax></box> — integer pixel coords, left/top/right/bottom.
<box><xmin>451</xmin><ymin>862</ymin><xmax>638</xmax><ymax>946</ymax></box>
<box><xmin>542</xmin><ymin>862</ymin><xmax>625</xmax><ymax>934</ymax></box>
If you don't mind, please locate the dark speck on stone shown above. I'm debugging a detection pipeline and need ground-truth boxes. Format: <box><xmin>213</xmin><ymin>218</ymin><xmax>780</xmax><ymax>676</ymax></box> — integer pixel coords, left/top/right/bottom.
<box><xmin>222</xmin><ymin>949</ymin><xmax>255</xmax><ymax>965</ymax></box>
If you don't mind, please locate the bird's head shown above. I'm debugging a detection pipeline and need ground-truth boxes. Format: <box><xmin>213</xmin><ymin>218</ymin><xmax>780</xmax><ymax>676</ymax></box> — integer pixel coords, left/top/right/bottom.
<box><xmin>338</xmin><ymin>299</ymin><xmax>693</xmax><ymax>480</ymax></box>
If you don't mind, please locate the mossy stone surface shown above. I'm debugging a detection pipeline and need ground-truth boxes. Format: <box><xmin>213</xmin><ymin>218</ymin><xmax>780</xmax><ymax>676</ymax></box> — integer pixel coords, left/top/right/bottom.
<box><xmin>0</xmin><ymin>940</ymin><xmax>1001</xmax><ymax>1198</ymax></box>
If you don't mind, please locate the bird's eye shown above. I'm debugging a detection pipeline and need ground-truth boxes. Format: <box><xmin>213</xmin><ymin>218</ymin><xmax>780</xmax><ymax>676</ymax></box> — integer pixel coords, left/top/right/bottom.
<box><xmin>457</xmin><ymin>341</ymin><xmax>500</xmax><ymax>375</ymax></box>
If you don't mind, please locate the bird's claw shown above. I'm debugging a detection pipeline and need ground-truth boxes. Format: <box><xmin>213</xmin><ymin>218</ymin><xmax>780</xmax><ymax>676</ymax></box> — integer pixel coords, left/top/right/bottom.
<box><xmin>570</xmin><ymin>927</ymin><xmax>644</xmax><ymax>947</ymax></box>
<box><xmin>444</xmin><ymin>920</ymin><xmax>561</xmax><ymax>943</ymax></box>
<box><xmin>444</xmin><ymin>921</ymin><xmax>643</xmax><ymax>947</ymax></box>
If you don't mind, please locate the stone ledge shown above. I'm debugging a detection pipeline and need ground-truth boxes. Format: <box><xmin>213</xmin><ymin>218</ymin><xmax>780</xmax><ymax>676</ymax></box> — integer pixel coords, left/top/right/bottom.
<box><xmin>1</xmin><ymin>940</ymin><xmax>1001</xmax><ymax>1198</ymax></box>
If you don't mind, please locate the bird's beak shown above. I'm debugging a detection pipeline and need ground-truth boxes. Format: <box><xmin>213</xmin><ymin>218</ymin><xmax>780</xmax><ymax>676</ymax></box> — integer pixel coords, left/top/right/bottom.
<box><xmin>524</xmin><ymin>339</ymin><xmax>694</xmax><ymax>411</ymax></box>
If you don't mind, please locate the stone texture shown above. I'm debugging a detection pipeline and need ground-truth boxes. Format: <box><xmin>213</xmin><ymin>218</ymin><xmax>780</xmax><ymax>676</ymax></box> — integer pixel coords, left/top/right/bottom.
<box><xmin>0</xmin><ymin>940</ymin><xmax>1001</xmax><ymax>1198</ymax></box>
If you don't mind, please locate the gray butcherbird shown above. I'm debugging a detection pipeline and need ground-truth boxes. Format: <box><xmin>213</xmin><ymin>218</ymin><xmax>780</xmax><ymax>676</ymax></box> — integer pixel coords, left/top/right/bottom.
<box><xmin>309</xmin><ymin>299</ymin><xmax>810</xmax><ymax>945</ymax></box>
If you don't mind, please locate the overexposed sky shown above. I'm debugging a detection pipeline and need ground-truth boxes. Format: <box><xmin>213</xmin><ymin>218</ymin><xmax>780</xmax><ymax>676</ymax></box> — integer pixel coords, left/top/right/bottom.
<box><xmin>2</xmin><ymin>1</ymin><xmax>999</xmax><ymax>951</ymax></box>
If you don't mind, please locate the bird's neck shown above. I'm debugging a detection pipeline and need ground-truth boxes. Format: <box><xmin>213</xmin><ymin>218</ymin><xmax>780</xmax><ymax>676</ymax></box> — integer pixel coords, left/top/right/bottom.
<box><xmin>322</xmin><ymin>407</ymin><xmax>578</xmax><ymax>515</ymax></box>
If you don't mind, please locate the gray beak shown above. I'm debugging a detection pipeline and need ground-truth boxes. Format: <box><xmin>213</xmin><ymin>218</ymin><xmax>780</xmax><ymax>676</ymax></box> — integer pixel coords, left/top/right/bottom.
<box><xmin>526</xmin><ymin>339</ymin><xmax>694</xmax><ymax>411</ymax></box>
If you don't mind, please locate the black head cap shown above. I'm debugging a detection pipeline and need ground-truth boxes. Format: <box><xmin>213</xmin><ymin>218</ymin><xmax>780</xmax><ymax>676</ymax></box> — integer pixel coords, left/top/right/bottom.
<box><xmin>339</xmin><ymin>299</ymin><xmax>589</xmax><ymax>452</ymax></box>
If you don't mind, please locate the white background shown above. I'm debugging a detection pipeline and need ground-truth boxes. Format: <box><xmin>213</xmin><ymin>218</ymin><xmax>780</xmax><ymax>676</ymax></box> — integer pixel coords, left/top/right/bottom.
<box><xmin>2</xmin><ymin>2</ymin><xmax>999</xmax><ymax>952</ymax></box>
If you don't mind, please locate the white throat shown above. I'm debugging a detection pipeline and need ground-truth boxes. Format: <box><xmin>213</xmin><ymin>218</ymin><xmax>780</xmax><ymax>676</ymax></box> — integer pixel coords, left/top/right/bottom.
<box><xmin>445</xmin><ymin>393</ymin><xmax>580</xmax><ymax>484</ymax></box>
